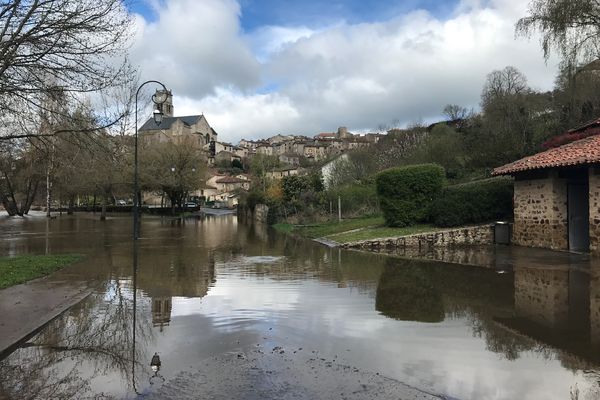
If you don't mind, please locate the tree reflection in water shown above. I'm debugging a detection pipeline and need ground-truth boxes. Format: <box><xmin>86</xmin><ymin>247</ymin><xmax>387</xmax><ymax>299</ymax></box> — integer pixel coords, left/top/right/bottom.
<box><xmin>0</xmin><ymin>276</ymin><xmax>152</xmax><ymax>399</ymax></box>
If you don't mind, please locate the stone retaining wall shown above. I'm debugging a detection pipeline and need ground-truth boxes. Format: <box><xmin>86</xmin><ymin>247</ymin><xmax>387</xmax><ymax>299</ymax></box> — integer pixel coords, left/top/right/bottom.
<box><xmin>342</xmin><ymin>224</ymin><xmax>495</xmax><ymax>251</ymax></box>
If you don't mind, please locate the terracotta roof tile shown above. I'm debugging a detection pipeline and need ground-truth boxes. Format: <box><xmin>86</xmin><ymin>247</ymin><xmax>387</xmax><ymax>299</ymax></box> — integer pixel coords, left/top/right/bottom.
<box><xmin>493</xmin><ymin>134</ymin><xmax>600</xmax><ymax>175</ymax></box>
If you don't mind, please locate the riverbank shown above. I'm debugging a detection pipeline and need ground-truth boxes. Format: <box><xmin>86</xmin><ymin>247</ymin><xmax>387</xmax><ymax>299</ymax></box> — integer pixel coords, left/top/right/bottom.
<box><xmin>273</xmin><ymin>215</ymin><xmax>436</xmax><ymax>244</ymax></box>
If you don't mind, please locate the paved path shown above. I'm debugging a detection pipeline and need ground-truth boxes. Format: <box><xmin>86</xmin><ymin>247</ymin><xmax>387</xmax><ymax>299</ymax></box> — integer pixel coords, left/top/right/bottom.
<box><xmin>0</xmin><ymin>268</ymin><xmax>94</xmax><ymax>359</ymax></box>
<box><xmin>143</xmin><ymin>349</ymin><xmax>444</xmax><ymax>400</ymax></box>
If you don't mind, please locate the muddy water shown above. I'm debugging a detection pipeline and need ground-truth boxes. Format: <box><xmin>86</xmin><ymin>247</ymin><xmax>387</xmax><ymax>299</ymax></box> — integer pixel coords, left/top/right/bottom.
<box><xmin>0</xmin><ymin>213</ymin><xmax>599</xmax><ymax>399</ymax></box>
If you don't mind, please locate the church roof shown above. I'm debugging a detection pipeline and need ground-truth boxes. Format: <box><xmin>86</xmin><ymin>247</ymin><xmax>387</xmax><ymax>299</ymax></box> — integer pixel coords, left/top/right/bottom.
<box><xmin>139</xmin><ymin>115</ymin><xmax>204</xmax><ymax>131</ymax></box>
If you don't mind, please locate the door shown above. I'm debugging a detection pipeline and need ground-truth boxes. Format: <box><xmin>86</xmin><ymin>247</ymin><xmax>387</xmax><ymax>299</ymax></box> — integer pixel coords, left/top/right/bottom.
<box><xmin>568</xmin><ymin>183</ymin><xmax>590</xmax><ymax>252</ymax></box>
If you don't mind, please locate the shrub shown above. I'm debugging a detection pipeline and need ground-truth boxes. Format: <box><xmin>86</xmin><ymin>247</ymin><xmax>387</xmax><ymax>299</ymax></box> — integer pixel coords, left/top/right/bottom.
<box><xmin>375</xmin><ymin>164</ymin><xmax>445</xmax><ymax>227</ymax></box>
<box><xmin>430</xmin><ymin>176</ymin><xmax>513</xmax><ymax>227</ymax></box>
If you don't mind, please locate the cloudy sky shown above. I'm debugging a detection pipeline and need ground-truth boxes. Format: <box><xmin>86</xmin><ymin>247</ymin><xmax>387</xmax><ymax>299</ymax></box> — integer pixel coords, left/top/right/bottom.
<box><xmin>128</xmin><ymin>0</ymin><xmax>560</xmax><ymax>143</ymax></box>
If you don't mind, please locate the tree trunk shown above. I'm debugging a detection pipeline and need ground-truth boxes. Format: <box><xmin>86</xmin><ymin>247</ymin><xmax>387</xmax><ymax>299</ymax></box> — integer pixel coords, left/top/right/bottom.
<box><xmin>0</xmin><ymin>192</ymin><xmax>17</xmax><ymax>216</ymax></box>
<box><xmin>21</xmin><ymin>180</ymin><xmax>39</xmax><ymax>215</ymax></box>
<box><xmin>4</xmin><ymin>173</ymin><xmax>23</xmax><ymax>216</ymax></box>
<box><xmin>100</xmin><ymin>204</ymin><xmax>107</xmax><ymax>220</ymax></box>
<box><xmin>46</xmin><ymin>164</ymin><xmax>52</xmax><ymax>218</ymax></box>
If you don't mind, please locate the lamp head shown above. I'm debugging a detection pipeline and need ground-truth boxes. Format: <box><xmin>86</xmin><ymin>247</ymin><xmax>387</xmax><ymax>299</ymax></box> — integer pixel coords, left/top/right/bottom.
<box><xmin>153</xmin><ymin>109</ymin><xmax>163</xmax><ymax>126</ymax></box>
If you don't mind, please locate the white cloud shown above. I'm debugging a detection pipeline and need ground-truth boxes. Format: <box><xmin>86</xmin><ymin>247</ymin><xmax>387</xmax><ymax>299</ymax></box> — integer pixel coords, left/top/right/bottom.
<box><xmin>131</xmin><ymin>0</ymin><xmax>260</xmax><ymax>98</ymax></box>
<box><xmin>175</xmin><ymin>90</ymin><xmax>301</xmax><ymax>139</ymax></box>
<box><xmin>131</xmin><ymin>0</ymin><xmax>560</xmax><ymax>144</ymax></box>
<box><xmin>246</xmin><ymin>25</ymin><xmax>317</xmax><ymax>62</ymax></box>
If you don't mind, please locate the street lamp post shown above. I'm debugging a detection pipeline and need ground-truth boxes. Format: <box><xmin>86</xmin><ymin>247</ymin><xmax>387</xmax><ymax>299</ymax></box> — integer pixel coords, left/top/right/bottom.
<box><xmin>132</xmin><ymin>80</ymin><xmax>168</xmax><ymax>394</ymax></box>
<box><xmin>133</xmin><ymin>80</ymin><xmax>168</xmax><ymax>240</ymax></box>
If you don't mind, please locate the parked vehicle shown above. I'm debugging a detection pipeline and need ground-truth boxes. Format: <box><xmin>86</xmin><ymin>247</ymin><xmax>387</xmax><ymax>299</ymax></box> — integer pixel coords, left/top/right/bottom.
<box><xmin>116</xmin><ymin>199</ymin><xmax>127</xmax><ymax>206</ymax></box>
<box><xmin>184</xmin><ymin>202</ymin><xmax>198</xmax><ymax>208</ymax></box>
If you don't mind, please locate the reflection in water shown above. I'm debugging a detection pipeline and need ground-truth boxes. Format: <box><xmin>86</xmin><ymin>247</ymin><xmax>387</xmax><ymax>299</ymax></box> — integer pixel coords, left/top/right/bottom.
<box><xmin>376</xmin><ymin>260</ymin><xmax>445</xmax><ymax>323</ymax></box>
<box><xmin>0</xmin><ymin>214</ymin><xmax>600</xmax><ymax>399</ymax></box>
<box><xmin>0</xmin><ymin>276</ymin><xmax>151</xmax><ymax>399</ymax></box>
<box><xmin>495</xmin><ymin>262</ymin><xmax>600</xmax><ymax>367</ymax></box>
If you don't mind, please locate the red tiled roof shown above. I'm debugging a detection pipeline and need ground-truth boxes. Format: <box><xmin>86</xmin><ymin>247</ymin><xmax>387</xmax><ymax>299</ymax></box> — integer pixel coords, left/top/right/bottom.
<box><xmin>493</xmin><ymin>134</ymin><xmax>600</xmax><ymax>175</ymax></box>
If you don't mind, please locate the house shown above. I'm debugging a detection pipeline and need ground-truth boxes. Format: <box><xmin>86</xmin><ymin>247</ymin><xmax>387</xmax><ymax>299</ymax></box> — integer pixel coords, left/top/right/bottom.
<box><xmin>256</xmin><ymin>144</ymin><xmax>273</xmax><ymax>156</ymax></box>
<box><xmin>303</xmin><ymin>143</ymin><xmax>328</xmax><ymax>160</ymax></box>
<box><xmin>279</xmin><ymin>153</ymin><xmax>301</xmax><ymax>166</ymax></box>
<box><xmin>321</xmin><ymin>154</ymin><xmax>349</xmax><ymax>189</ymax></box>
<box><xmin>214</xmin><ymin>150</ymin><xmax>241</xmax><ymax>165</ymax></box>
<box><xmin>493</xmin><ymin>118</ymin><xmax>600</xmax><ymax>254</ymax></box>
<box><xmin>214</xmin><ymin>176</ymin><xmax>250</xmax><ymax>192</ymax></box>
<box><xmin>191</xmin><ymin>184</ymin><xmax>218</xmax><ymax>202</ymax></box>
<box><xmin>265</xmin><ymin>166</ymin><xmax>300</xmax><ymax>180</ymax></box>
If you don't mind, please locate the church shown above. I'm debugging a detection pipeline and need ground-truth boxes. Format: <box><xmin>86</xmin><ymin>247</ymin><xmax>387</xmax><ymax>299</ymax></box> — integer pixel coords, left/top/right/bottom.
<box><xmin>138</xmin><ymin>89</ymin><xmax>218</xmax><ymax>149</ymax></box>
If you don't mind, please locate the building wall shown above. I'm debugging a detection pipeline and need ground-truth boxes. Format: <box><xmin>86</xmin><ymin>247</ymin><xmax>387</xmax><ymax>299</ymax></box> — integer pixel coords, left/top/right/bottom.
<box><xmin>591</xmin><ymin>263</ymin><xmax>600</xmax><ymax>350</ymax></box>
<box><xmin>192</xmin><ymin>116</ymin><xmax>216</xmax><ymax>144</ymax></box>
<box><xmin>512</xmin><ymin>172</ymin><xmax>568</xmax><ymax>250</ymax></box>
<box><xmin>590</xmin><ymin>166</ymin><xmax>600</xmax><ymax>254</ymax></box>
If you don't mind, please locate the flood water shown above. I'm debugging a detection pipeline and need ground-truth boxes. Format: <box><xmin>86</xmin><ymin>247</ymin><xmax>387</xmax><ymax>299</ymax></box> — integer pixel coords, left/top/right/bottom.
<box><xmin>0</xmin><ymin>213</ymin><xmax>599</xmax><ymax>399</ymax></box>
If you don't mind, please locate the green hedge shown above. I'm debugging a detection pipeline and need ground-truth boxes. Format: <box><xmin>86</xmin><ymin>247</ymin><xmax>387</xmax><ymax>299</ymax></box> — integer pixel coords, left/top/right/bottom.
<box><xmin>430</xmin><ymin>176</ymin><xmax>513</xmax><ymax>227</ymax></box>
<box><xmin>375</xmin><ymin>164</ymin><xmax>445</xmax><ymax>227</ymax></box>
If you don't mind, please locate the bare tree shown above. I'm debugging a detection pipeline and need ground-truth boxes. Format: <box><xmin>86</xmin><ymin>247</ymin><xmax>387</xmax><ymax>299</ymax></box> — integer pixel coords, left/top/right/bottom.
<box><xmin>0</xmin><ymin>0</ymin><xmax>136</xmax><ymax>140</ymax></box>
<box><xmin>481</xmin><ymin>66</ymin><xmax>529</xmax><ymax>108</ymax></box>
<box><xmin>443</xmin><ymin>104</ymin><xmax>470</xmax><ymax>121</ymax></box>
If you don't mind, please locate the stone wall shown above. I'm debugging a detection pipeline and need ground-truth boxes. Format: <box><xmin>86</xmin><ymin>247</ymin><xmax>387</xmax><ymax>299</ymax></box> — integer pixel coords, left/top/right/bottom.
<box><xmin>512</xmin><ymin>172</ymin><xmax>568</xmax><ymax>250</ymax></box>
<box><xmin>591</xmin><ymin>263</ymin><xmax>600</xmax><ymax>350</ymax></box>
<box><xmin>342</xmin><ymin>224</ymin><xmax>494</xmax><ymax>252</ymax></box>
<box><xmin>590</xmin><ymin>167</ymin><xmax>600</xmax><ymax>254</ymax></box>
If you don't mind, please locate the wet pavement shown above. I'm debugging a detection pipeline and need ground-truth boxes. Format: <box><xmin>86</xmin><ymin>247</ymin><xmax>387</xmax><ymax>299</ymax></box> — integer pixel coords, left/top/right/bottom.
<box><xmin>0</xmin><ymin>212</ymin><xmax>599</xmax><ymax>399</ymax></box>
<box><xmin>0</xmin><ymin>275</ymin><xmax>92</xmax><ymax>358</ymax></box>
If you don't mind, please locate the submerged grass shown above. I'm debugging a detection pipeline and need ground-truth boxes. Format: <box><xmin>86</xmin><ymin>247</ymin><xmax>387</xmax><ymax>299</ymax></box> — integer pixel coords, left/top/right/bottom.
<box><xmin>0</xmin><ymin>254</ymin><xmax>82</xmax><ymax>289</ymax></box>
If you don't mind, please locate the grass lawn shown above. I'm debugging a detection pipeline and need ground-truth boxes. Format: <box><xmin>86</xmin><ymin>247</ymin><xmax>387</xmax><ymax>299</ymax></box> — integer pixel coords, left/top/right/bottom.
<box><xmin>274</xmin><ymin>215</ymin><xmax>385</xmax><ymax>239</ymax></box>
<box><xmin>0</xmin><ymin>254</ymin><xmax>82</xmax><ymax>289</ymax></box>
<box><xmin>273</xmin><ymin>216</ymin><xmax>438</xmax><ymax>244</ymax></box>
<box><xmin>328</xmin><ymin>224</ymin><xmax>435</xmax><ymax>244</ymax></box>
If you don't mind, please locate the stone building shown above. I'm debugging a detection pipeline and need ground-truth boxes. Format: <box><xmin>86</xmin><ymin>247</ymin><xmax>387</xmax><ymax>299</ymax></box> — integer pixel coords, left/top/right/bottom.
<box><xmin>493</xmin><ymin>119</ymin><xmax>600</xmax><ymax>254</ymax></box>
<box><xmin>139</xmin><ymin>90</ymin><xmax>218</xmax><ymax>147</ymax></box>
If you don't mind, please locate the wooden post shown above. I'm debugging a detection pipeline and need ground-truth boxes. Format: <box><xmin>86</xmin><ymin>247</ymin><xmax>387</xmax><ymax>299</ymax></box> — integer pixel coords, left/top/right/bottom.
<box><xmin>338</xmin><ymin>196</ymin><xmax>341</xmax><ymax>222</ymax></box>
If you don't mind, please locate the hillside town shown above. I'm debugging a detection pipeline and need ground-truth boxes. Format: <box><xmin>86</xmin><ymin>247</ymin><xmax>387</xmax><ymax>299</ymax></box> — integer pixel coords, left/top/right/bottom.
<box><xmin>137</xmin><ymin>89</ymin><xmax>384</xmax><ymax>207</ymax></box>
